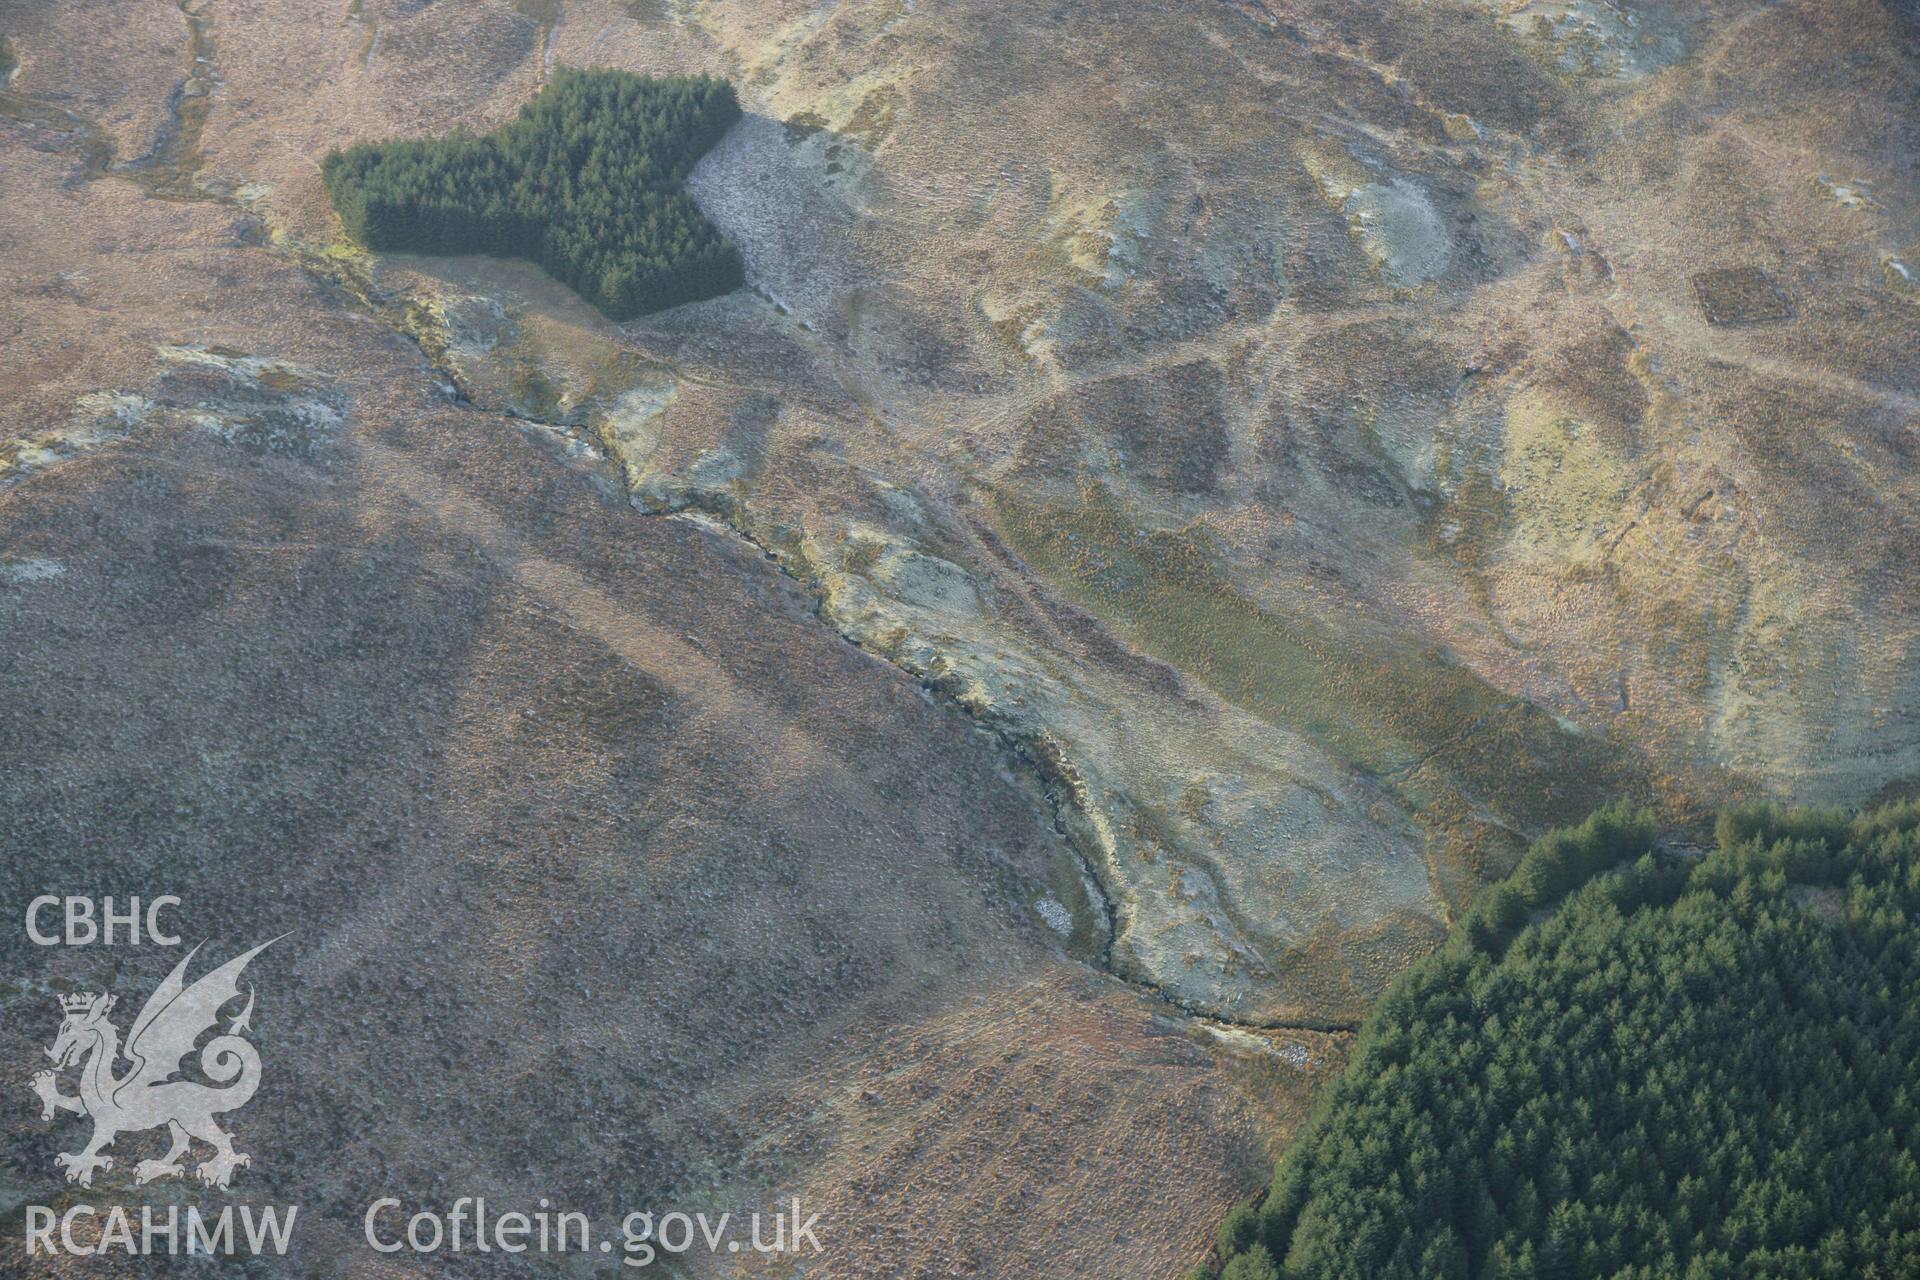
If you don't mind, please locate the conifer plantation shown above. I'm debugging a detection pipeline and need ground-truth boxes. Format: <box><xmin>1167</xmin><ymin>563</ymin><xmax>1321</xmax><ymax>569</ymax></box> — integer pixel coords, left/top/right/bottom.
<box><xmin>322</xmin><ymin>70</ymin><xmax>744</xmax><ymax>319</ymax></box>
<box><xmin>1202</xmin><ymin>802</ymin><xmax>1920</xmax><ymax>1280</ymax></box>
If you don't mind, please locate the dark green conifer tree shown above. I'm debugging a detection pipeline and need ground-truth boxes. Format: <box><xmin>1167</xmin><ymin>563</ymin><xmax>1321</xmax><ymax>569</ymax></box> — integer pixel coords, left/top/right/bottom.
<box><xmin>322</xmin><ymin>69</ymin><xmax>745</xmax><ymax>320</ymax></box>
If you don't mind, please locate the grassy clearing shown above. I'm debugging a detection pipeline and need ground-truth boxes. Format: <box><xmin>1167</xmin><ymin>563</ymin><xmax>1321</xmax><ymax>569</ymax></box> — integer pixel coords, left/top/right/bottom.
<box><xmin>990</xmin><ymin>483</ymin><xmax>1635</xmax><ymax>840</ymax></box>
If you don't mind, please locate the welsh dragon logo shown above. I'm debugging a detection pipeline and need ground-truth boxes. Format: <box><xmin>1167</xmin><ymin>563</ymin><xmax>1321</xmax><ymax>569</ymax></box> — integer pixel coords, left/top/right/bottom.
<box><xmin>28</xmin><ymin>938</ymin><xmax>281</xmax><ymax>1189</ymax></box>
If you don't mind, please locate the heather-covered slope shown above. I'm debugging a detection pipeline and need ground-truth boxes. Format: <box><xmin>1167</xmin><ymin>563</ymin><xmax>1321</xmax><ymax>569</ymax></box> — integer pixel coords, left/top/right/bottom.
<box><xmin>4</xmin><ymin>1</ymin><xmax>1919</xmax><ymax>1274</ymax></box>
